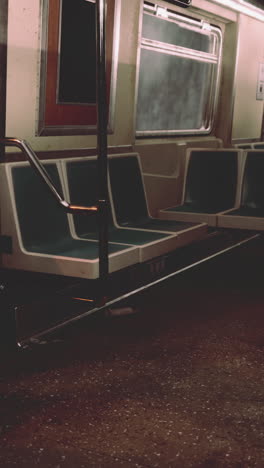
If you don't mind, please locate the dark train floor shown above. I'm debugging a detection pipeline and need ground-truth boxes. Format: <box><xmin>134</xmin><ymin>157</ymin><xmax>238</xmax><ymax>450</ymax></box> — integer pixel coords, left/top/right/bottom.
<box><xmin>1</xmin><ymin>238</ymin><xmax>264</xmax><ymax>467</ymax></box>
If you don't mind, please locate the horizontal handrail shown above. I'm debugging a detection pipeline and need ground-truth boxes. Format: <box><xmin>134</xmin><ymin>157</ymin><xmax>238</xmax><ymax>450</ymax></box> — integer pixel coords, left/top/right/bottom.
<box><xmin>0</xmin><ymin>137</ymin><xmax>98</xmax><ymax>215</ymax></box>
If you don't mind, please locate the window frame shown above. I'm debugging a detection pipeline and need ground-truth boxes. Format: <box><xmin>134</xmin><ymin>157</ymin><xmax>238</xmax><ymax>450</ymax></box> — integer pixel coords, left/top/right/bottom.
<box><xmin>38</xmin><ymin>0</ymin><xmax>120</xmax><ymax>136</ymax></box>
<box><xmin>135</xmin><ymin>2</ymin><xmax>223</xmax><ymax>137</ymax></box>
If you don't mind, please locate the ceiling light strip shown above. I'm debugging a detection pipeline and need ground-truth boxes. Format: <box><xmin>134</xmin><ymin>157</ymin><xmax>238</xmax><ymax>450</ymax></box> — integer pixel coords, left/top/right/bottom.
<box><xmin>209</xmin><ymin>0</ymin><xmax>264</xmax><ymax>21</ymax></box>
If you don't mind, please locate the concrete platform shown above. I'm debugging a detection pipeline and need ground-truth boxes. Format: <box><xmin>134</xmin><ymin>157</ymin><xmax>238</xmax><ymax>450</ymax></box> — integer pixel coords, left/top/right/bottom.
<box><xmin>1</xmin><ymin>237</ymin><xmax>264</xmax><ymax>467</ymax></box>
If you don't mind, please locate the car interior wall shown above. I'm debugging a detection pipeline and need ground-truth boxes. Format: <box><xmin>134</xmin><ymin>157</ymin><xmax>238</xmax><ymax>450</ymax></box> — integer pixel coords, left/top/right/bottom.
<box><xmin>5</xmin><ymin>1</ymin><xmax>264</xmax><ymax>150</ymax></box>
<box><xmin>3</xmin><ymin>0</ymin><xmax>264</xmax><ymax>209</ymax></box>
<box><xmin>214</xmin><ymin>20</ymin><xmax>239</xmax><ymax>146</ymax></box>
<box><xmin>231</xmin><ymin>14</ymin><xmax>264</xmax><ymax>142</ymax></box>
<box><xmin>5</xmin><ymin>0</ymin><xmax>141</xmax><ymax>153</ymax></box>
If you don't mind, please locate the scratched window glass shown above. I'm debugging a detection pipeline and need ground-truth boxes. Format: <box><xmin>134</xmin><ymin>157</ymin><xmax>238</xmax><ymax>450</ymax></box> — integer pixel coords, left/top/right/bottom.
<box><xmin>136</xmin><ymin>6</ymin><xmax>222</xmax><ymax>136</ymax></box>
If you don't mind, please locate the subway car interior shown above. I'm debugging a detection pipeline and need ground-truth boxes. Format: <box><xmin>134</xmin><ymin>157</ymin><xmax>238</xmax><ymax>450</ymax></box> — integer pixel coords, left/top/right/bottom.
<box><xmin>1</xmin><ymin>0</ymin><xmax>264</xmax><ymax>466</ymax></box>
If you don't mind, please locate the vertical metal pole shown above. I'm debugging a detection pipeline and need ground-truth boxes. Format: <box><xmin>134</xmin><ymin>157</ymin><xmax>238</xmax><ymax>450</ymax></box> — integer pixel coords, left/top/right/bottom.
<box><xmin>0</xmin><ymin>0</ymin><xmax>8</xmax><ymax>161</ymax></box>
<box><xmin>0</xmin><ymin>0</ymin><xmax>9</xmax><ymax>316</ymax></box>
<box><xmin>96</xmin><ymin>0</ymin><xmax>109</xmax><ymax>292</ymax></box>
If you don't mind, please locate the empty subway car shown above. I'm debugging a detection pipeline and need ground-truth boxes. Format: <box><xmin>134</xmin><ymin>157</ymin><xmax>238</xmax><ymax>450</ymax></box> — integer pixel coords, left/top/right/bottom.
<box><xmin>0</xmin><ymin>0</ymin><xmax>263</xmax><ymax>346</ymax></box>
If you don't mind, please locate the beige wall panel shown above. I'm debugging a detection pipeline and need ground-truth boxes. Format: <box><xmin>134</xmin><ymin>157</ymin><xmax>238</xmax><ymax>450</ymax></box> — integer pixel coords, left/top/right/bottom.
<box><xmin>157</xmin><ymin>0</ymin><xmax>236</xmax><ymax>22</ymax></box>
<box><xmin>192</xmin><ymin>0</ymin><xmax>236</xmax><ymax>22</ymax></box>
<box><xmin>5</xmin><ymin>0</ymin><xmax>141</xmax><ymax>152</ymax></box>
<box><xmin>135</xmin><ymin>142</ymin><xmax>186</xmax><ymax>215</ymax></box>
<box><xmin>6</xmin><ymin>0</ymin><xmax>40</xmax><ymax>144</ymax></box>
<box><xmin>215</xmin><ymin>21</ymin><xmax>238</xmax><ymax>146</ymax></box>
<box><xmin>111</xmin><ymin>0</ymin><xmax>141</xmax><ymax>146</ymax></box>
<box><xmin>232</xmin><ymin>14</ymin><xmax>264</xmax><ymax>140</ymax></box>
<box><xmin>5</xmin><ymin>0</ymin><xmax>264</xmax><ymax>152</ymax></box>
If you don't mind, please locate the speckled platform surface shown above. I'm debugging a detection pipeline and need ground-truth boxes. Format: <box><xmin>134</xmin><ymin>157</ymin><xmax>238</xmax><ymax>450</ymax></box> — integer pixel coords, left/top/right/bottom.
<box><xmin>1</xmin><ymin>240</ymin><xmax>264</xmax><ymax>467</ymax></box>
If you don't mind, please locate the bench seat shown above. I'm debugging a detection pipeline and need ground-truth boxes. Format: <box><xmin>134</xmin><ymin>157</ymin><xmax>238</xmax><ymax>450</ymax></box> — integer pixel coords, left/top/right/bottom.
<box><xmin>107</xmin><ymin>154</ymin><xmax>207</xmax><ymax>247</ymax></box>
<box><xmin>218</xmin><ymin>150</ymin><xmax>264</xmax><ymax>231</ymax></box>
<box><xmin>160</xmin><ymin>149</ymin><xmax>242</xmax><ymax>226</ymax></box>
<box><xmin>61</xmin><ymin>157</ymin><xmax>180</xmax><ymax>262</ymax></box>
<box><xmin>0</xmin><ymin>162</ymin><xmax>140</xmax><ymax>279</ymax></box>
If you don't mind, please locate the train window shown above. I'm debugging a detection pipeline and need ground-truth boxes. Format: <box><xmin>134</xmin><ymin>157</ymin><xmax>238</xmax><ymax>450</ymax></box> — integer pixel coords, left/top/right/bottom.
<box><xmin>38</xmin><ymin>0</ymin><xmax>118</xmax><ymax>136</ymax></box>
<box><xmin>136</xmin><ymin>3</ymin><xmax>222</xmax><ymax>137</ymax></box>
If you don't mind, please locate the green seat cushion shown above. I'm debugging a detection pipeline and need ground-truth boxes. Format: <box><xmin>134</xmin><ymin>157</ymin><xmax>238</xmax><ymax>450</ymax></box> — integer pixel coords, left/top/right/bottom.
<box><xmin>165</xmin><ymin>203</ymin><xmax>223</xmax><ymax>214</ymax></box>
<box><xmin>109</xmin><ymin>156</ymin><xmax>150</xmax><ymax>226</ymax></box>
<box><xmin>119</xmin><ymin>218</ymin><xmax>200</xmax><ymax>232</ymax></box>
<box><xmin>237</xmin><ymin>144</ymin><xmax>252</xmax><ymax>149</ymax></box>
<box><xmin>226</xmin><ymin>207</ymin><xmax>264</xmax><ymax>218</ymax></box>
<box><xmin>240</xmin><ymin>151</ymin><xmax>264</xmax><ymax>213</ymax></box>
<box><xmin>12</xmin><ymin>164</ymin><xmax>132</xmax><ymax>258</ymax></box>
<box><xmin>183</xmin><ymin>150</ymin><xmax>238</xmax><ymax>213</ymax></box>
<box><xmin>13</xmin><ymin>164</ymin><xmax>71</xmax><ymax>250</ymax></box>
<box><xmin>109</xmin><ymin>156</ymin><xmax>202</xmax><ymax>231</ymax></box>
<box><xmin>66</xmin><ymin>159</ymin><xmax>173</xmax><ymax>244</ymax></box>
<box><xmin>80</xmin><ymin>227</ymin><xmax>169</xmax><ymax>245</ymax></box>
<box><xmin>28</xmin><ymin>236</ymin><xmax>127</xmax><ymax>258</ymax></box>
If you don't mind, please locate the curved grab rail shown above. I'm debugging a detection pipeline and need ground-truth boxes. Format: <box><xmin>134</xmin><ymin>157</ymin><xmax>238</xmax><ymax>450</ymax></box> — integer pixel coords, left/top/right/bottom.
<box><xmin>0</xmin><ymin>137</ymin><xmax>98</xmax><ymax>215</ymax></box>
